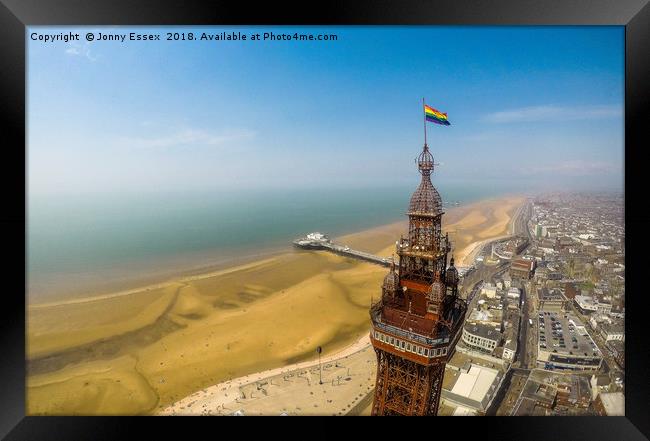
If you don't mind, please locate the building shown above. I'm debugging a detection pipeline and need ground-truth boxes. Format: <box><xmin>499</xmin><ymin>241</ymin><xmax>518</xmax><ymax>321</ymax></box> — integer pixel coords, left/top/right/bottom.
<box><xmin>507</xmin><ymin>287</ymin><xmax>521</xmax><ymax>300</ymax></box>
<box><xmin>537</xmin><ymin>288</ymin><xmax>568</xmax><ymax>312</ymax></box>
<box><xmin>599</xmin><ymin>323</ymin><xmax>624</xmax><ymax>341</ymax></box>
<box><xmin>555</xmin><ymin>376</ymin><xmax>592</xmax><ymax>409</ymax></box>
<box><xmin>593</xmin><ymin>392</ymin><xmax>625</xmax><ymax>416</ymax></box>
<box><xmin>513</xmin><ymin>378</ymin><xmax>557</xmax><ymax>415</ymax></box>
<box><xmin>575</xmin><ymin>294</ymin><xmax>612</xmax><ymax>315</ymax></box>
<box><xmin>481</xmin><ymin>283</ymin><xmax>497</xmax><ymax>298</ymax></box>
<box><xmin>502</xmin><ymin>329</ymin><xmax>517</xmax><ymax>362</ymax></box>
<box><xmin>574</xmin><ymin>295</ymin><xmax>598</xmax><ymax>314</ymax></box>
<box><xmin>610</xmin><ymin>305</ymin><xmax>625</xmax><ymax>319</ymax></box>
<box><xmin>596</xmin><ymin>301</ymin><xmax>612</xmax><ymax>315</ymax></box>
<box><xmin>534</xmin><ymin>266</ymin><xmax>549</xmax><ymax>281</ymax></box>
<box><xmin>591</xmin><ymin>374</ymin><xmax>611</xmax><ymax>400</ymax></box>
<box><xmin>461</xmin><ymin>323</ymin><xmax>501</xmax><ymax>354</ymax></box>
<box><xmin>588</xmin><ymin>313</ymin><xmax>611</xmax><ymax>331</ymax></box>
<box><xmin>536</xmin><ymin>311</ymin><xmax>602</xmax><ymax>371</ymax></box>
<box><xmin>509</xmin><ymin>236</ymin><xmax>529</xmax><ymax>255</ymax></box>
<box><xmin>501</xmin><ymin>273</ymin><xmax>512</xmax><ymax>289</ymax></box>
<box><xmin>493</xmin><ymin>236</ymin><xmax>529</xmax><ymax>260</ymax></box>
<box><xmin>468</xmin><ymin>303</ymin><xmax>503</xmax><ymax>326</ymax></box>
<box><xmin>510</xmin><ymin>257</ymin><xmax>535</xmax><ymax>280</ymax></box>
<box><xmin>369</xmin><ymin>139</ymin><xmax>467</xmax><ymax>416</ymax></box>
<box><xmin>441</xmin><ymin>363</ymin><xmax>503</xmax><ymax>414</ymax></box>
<box><xmin>539</xmin><ymin>239</ymin><xmax>556</xmax><ymax>255</ymax></box>
<box><xmin>555</xmin><ymin>236</ymin><xmax>575</xmax><ymax>250</ymax></box>
<box><xmin>564</xmin><ymin>282</ymin><xmax>579</xmax><ymax>300</ymax></box>
<box><xmin>513</xmin><ymin>370</ymin><xmax>595</xmax><ymax>416</ymax></box>
<box><xmin>606</xmin><ymin>340</ymin><xmax>625</xmax><ymax>369</ymax></box>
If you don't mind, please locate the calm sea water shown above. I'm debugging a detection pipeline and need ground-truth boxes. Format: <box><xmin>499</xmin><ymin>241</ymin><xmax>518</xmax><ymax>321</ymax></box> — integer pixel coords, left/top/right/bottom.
<box><xmin>27</xmin><ymin>184</ymin><xmax>511</xmax><ymax>300</ymax></box>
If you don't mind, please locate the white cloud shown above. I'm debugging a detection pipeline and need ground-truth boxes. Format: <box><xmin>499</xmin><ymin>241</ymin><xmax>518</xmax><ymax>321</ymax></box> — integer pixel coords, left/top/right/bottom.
<box><xmin>483</xmin><ymin>105</ymin><xmax>622</xmax><ymax>123</ymax></box>
<box><xmin>65</xmin><ymin>42</ymin><xmax>97</xmax><ymax>62</ymax></box>
<box><xmin>120</xmin><ymin>128</ymin><xmax>256</xmax><ymax>150</ymax></box>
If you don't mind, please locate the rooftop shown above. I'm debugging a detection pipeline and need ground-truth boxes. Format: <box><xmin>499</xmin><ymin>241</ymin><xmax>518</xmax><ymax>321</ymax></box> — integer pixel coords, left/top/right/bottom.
<box><xmin>522</xmin><ymin>379</ymin><xmax>557</xmax><ymax>407</ymax></box>
<box><xmin>538</xmin><ymin>288</ymin><xmax>567</xmax><ymax>302</ymax></box>
<box><xmin>598</xmin><ymin>392</ymin><xmax>625</xmax><ymax>416</ymax></box>
<box><xmin>442</xmin><ymin>363</ymin><xmax>502</xmax><ymax>411</ymax></box>
<box><xmin>537</xmin><ymin>310</ymin><xmax>600</xmax><ymax>358</ymax></box>
<box><xmin>511</xmin><ymin>259</ymin><xmax>533</xmax><ymax>270</ymax></box>
<box><xmin>464</xmin><ymin>322</ymin><xmax>501</xmax><ymax>342</ymax></box>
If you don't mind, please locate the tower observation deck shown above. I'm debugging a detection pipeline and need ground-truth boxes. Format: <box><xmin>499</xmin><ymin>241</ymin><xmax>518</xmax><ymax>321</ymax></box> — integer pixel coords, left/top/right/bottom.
<box><xmin>369</xmin><ymin>140</ymin><xmax>467</xmax><ymax>416</ymax></box>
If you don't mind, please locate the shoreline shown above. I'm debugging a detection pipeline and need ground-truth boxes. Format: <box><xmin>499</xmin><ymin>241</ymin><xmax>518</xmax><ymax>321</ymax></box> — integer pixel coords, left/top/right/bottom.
<box><xmin>27</xmin><ymin>194</ymin><xmax>526</xmax><ymax>416</ymax></box>
<box><xmin>28</xmin><ymin>246</ymin><xmax>293</xmax><ymax>306</ymax></box>
<box><xmin>28</xmin><ymin>222</ymin><xmax>404</xmax><ymax>307</ymax></box>
<box><xmin>28</xmin><ymin>255</ymin><xmax>283</xmax><ymax>310</ymax></box>
<box><xmin>457</xmin><ymin>199</ymin><xmax>522</xmax><ymax>267</ymax></box>
<box><xmin>28</xmin><ymin>192</ymin><xmax>525</xmax><ymax>306</ymax></box>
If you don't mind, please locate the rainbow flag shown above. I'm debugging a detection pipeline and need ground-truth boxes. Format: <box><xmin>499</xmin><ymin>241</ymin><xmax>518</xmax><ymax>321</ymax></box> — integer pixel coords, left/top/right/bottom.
<box><xmin>424</xmin><ymin>104</ymin><xmax>450</xmax><ymax>126</ymax></box>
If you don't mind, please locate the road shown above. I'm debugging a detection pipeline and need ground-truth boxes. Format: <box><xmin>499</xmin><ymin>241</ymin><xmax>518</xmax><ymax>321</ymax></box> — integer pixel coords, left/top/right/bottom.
<box><xmin>460</xmin><ymin>258</ymin><xmax>509</xmax><ymax>293</ymax></box>
<box><xmin>460</xmin><ymin>198</ymin><xmax>531</xmax><ymax>316</ymax></box>
<box><xmin>482</xmin><ymin>200</ymin><xmax>536</xmax><ymax>413</ymax></box>
<box><xmin>515</xmin><ymin>283</ymin><xmax>531</xmax><ymax>368</ymax></box>
<box><xmin>515</xmin><ymin>284</ymin><xmax>527</xmax><ymax>366</ymax></box>
<box><xmin>512</xmin><ymin>200</ymin><xmax>533</xmax><ymax>240</ymax></box>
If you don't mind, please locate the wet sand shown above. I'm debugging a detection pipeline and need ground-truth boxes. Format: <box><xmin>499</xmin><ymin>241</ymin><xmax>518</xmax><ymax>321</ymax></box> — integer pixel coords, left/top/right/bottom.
<box><xmin>26</xmin><ymin>195</ymin><xmax>524</xmax><ymax>415</ymax></box>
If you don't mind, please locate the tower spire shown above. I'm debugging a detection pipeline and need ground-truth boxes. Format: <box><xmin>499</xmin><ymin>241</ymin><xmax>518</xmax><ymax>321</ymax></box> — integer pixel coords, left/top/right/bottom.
<box><xmin>369</xmin><ymin>107</ymin><xmax>466</xmax><ymax>416</ymax></box>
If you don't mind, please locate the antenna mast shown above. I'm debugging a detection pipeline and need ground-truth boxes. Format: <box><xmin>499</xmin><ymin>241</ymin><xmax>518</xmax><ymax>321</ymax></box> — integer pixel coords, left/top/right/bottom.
<box><xmin>423</xmin><ymin>97</ymin><xmax>427</xmax><ymax>146</ymax></box>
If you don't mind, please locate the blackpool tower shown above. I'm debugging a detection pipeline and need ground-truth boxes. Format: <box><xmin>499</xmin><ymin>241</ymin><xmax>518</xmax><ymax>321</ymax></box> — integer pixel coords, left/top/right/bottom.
<box><xmin>369</xmin><ymin>136</ymin><xmax>467</xmax><ymax>416</ymax></box>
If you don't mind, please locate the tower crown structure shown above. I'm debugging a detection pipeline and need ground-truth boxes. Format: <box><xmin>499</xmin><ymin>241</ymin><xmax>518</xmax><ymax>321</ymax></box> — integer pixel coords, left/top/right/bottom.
<box><xmin>409</xmin><ymin>144</ymin><xmax>443</xmax><ymax>217</ymax></box>
<box><xmin>369</xmin><ymin>138</ymin><xmax>467</xmax><ymax>416</ymax></box>
<box><xmin>417</xmin><ymin>143</ymin><xmax>434</xmax><ymax>175</ymax></box>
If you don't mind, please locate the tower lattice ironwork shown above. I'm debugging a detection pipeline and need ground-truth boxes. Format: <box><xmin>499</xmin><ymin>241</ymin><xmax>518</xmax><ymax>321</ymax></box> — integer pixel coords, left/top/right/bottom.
<box><xmin>369</xmin><ymin>138</ymin><xmax>467</xmax><ymax>416</ymax></box>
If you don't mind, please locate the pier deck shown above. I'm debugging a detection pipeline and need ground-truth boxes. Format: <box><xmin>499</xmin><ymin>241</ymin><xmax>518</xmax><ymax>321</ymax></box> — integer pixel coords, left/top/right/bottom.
<box><xmin>293</xmin><ymin>236</ymin><xmax>393</xmax><ymax>267</ymax></box>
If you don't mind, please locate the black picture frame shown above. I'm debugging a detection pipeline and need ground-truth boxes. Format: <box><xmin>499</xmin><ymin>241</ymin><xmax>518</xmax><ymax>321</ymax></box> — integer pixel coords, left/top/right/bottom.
<box><xmin>1</xmin><ymin>0</ymin><xmax>648</xmax><ymax>439</ymax></box>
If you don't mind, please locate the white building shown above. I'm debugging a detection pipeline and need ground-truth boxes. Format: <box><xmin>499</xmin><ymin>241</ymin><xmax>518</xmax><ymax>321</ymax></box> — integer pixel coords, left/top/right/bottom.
<box><xmin>574</xmin><ymin>295</ymin><xmax>598</xmax><ymax>313</ymax></box>
<box><xmin>599</xmin><ymin>324</ymin><xmax>624</xmax><ymax>342</ymax></box>
<box><xmin>482</xmin><ymin>283</ymin><xmax>497</xmax><ymax>299</ymax></box>
<box><xmin>595</xmin><ymin>392</ymin><xmax>625</xmax><ymax>416</ymax></box>
<box><xmin>306</xmin><ymin>232</ymin><xmax>329</xmax><ymax>242</ymax></box>
<box><xmin>442</xmin><ymin>364</ymin><xmax>503</xmax><ymax>413</ymax></box>
<box><xmin>596</xmin><ymin>302</ymin><xmax>612</xmax><ymax>315</ymax></box>
<box><xmin>502</xmin><ymin>335</ymin><xmax>516</xmax><ymax>362</ymax></box>
<box><xmin>507</xmin><ymin>287</ymin><xmax>521</xmax><ymax>299</ymax></box>
<box><xmin>462</xmin><ymin>323</ymin><xmax>501</xmax><ymax>353</ymax></box>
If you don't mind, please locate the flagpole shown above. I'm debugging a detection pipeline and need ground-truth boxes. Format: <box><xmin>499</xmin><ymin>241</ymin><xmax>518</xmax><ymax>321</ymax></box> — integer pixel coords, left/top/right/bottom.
<box><xmin>423</xmin><ymin>97</ymin><xmax>427</xmax><ymax>147</ymax></box>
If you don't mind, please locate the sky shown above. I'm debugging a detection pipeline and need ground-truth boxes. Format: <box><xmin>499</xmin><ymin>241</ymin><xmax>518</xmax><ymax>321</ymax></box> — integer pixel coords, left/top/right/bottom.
<box><xmin>27</xmin><ymin>26</ymin><xmax>624</xmax><ymax>196</ymax></box>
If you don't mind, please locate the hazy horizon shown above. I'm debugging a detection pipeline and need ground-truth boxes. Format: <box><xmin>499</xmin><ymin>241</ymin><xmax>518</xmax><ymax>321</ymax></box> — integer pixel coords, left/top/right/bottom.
<box><xmin>28</xmin><ymin>26</ymin><xmax>624</xmax><ymax>197</ymax></box>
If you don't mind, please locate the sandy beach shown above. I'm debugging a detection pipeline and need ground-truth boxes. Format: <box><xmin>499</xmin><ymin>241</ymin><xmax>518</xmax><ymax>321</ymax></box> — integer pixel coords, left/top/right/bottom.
<box><xmin>26</xmin><ymin>194</ymin><xmax>524</xmax><ymax>415</ymax></box>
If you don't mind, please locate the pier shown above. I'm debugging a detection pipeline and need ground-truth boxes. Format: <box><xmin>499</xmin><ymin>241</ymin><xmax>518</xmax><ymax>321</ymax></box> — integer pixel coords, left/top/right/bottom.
<box><xmin>293</xmin><ymin>232</ymin><xmax>393</xmax><ymax>267</ymax></box>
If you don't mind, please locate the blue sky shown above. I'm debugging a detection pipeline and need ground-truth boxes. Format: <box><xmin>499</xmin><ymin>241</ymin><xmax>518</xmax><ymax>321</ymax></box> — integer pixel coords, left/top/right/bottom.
<box><xmin>28</xmin><ymin>26</ymin><xmax>624</xmax><ymax>195</ymax></box>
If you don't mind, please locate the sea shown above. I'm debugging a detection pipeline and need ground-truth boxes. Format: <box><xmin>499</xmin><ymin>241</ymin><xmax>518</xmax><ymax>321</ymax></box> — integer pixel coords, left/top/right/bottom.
<box><xmin>27</xmin><ymin>184</ymin><xmax>513</xmax><ymax>302</ymax></box>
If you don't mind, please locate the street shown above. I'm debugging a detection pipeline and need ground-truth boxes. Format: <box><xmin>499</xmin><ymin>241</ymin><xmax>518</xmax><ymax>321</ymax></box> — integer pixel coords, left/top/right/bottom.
<box><xmin>515</xmin><ymin>283</ymin><xmax>529</xmax><ymax>367</ymax></box>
